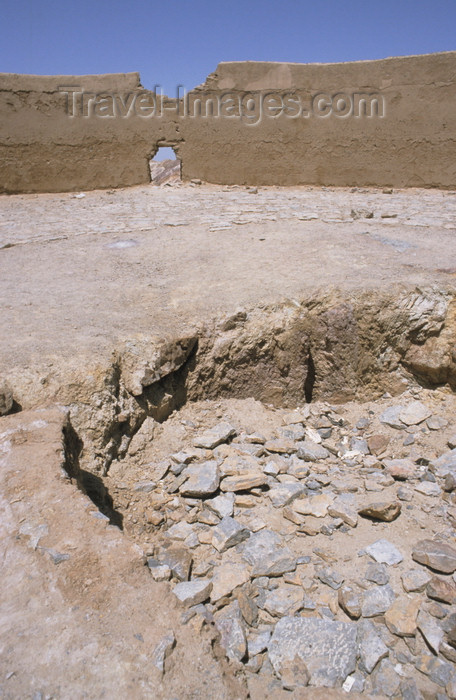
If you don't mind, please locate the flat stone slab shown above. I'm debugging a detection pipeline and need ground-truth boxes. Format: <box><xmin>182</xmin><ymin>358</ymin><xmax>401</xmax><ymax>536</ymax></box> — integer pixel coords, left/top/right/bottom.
<box><xmin>365</xmin><ymin>539</ymin><xmax>404</xmax><ymax>566</ymax></box>
<box><xmin>193</xmin><ymin>422</ymin><xmax>236</xmax><ymax>449</ymax></box>
<box><xmin>268</xmin><ymin>616</ymin><xmax>358</xmax><ymax>687</ymax></box>
<box><xmin>180</xmin><ymin>460</ymin><xmax>220</xmax><ymax>497</ymax></box>
<box><xmin>399</xmin><ymin>401</ymin><xmax>432</xmax><ymax>425</ymax></box>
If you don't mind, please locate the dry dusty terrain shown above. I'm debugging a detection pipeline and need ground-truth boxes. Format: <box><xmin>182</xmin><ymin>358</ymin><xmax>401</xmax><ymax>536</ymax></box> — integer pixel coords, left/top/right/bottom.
<box><xmin>1</xmin><ymin>181</ymin><xmax>456</xmax><ymax>699</ymax></box>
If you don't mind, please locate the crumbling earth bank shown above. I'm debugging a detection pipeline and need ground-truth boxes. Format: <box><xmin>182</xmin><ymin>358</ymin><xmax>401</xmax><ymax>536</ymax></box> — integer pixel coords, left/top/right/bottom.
<box><xmin>12</xmin><ymin>286</ymin><xmax>454</xmax><ymax>478</ymax></box>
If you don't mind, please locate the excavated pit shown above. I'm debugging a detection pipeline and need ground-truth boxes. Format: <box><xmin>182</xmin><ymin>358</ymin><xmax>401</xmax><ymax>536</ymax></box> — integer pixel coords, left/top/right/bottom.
<box><xmin>46</xmin><ymin>288</ymin><xmax>456</xmax><ymax>697</ymax></box>
<box><xmin>3</xmin><ymin>183</ymin><xmax>456</xmax><ymax>697</ymax></box>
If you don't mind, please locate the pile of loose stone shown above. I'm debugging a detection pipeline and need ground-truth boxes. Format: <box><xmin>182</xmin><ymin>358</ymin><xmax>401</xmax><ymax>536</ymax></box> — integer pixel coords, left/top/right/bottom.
<box><xmin>105</xmin><ymin>388</ymin><xmax>456</xmax><ymax>697</ymax></box>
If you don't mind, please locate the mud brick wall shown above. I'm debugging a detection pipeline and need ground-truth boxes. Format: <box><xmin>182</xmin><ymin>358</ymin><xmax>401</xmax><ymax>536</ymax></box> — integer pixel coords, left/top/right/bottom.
<box><xmin>1</xmin><ymin>51</ymin><xmax>455</xmax><ymax>193</ymax></box>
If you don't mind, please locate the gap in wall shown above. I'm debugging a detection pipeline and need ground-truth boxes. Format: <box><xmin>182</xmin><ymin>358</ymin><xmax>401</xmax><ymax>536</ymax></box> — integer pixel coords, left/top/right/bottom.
<box><xmin>149</xmin><ymin>146</ymin><xmax>182</xmax><ymax>186</ymax></box>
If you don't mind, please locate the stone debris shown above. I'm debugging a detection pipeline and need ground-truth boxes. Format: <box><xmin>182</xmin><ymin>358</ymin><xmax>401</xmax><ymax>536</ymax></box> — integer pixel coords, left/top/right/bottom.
<box><xmin>172</xmin><ymin>579</ymin><xmax>212</xmax><ymax>606</ymax></box>
<box><xmin>242</xmin><ymin>529</ymin><xmax>297</xmax><ymax>577</ymax></box>
<box><xmin>180</xmin><ymin>460</ymin><xmax>220</xmax><ymax>497</ymax></box>
<box><xmin>361</xmin><ymin>584</ymin><xmax>396</xmax><ymax>617</ymax></box>
<box><xmin>357</xmin><ymin>619</ymin><xmax>389</xmax><ymax>673</ymax></box>
<box><xmin>211</xmin><ymin>516</ymin><xmax>250</xmax><ymax>552</ymax></box>
<box><xmin>193</xmin><ymin>422</ymin><xmax>236</xmax><ymax>449</ymax></box>
<box><xmin>401</xmin><ymin>568</ymin><xmax>432</xmax><ymax>592</ymax></box>
<box><xmin>151</xmin><ymin>632</ymin><xmax>176</xmax><ymax>674</ymax></box>
<box><xmin>417</xmin><ymin>609</ymin><xmax>445</xmax><ymax>653</ymax></box>
<box><xmin>338</xmin><ymin>585</ymin><xmax>362</xmax><ymax>619</ymax></box>
<box><xmin>412</xmin><ymin>539</ymin><xmax>456</xmax><ymax>573</ymax></box>
<box><xmin>399</xmin><ymin>401</ymin><xmax>433</xmax><ymax>426</ymax></box>
<box><xmin>268</xmin><ymin>616</ymin><xmax>358</xmax><ymax>687</ymax></box>
<box><xmin>384</xmin><ymin>596</ymin><xmax>421</xmax><ymax>636</ymax></box>
<box><xmin>210</xmin><ymin>563</ymin><xmax>250</xmax><ymax>603</ymax></box>
<box><xmin>92</xmin><ymin>390</ymin><xmax>456</xmax><ymax>694</ymax></box>
<box><xmin>220</xmin><ymin>472</ymin><xmax>267</xmax><ymax>492</ymax></box>
<box><xmin>365</xmin><ymin>539</ymin><xmax>404</xmax><ymax>565</ymax></box>
<box><xmin>358</xmin><ymin>500</ymin><xmax>401</xmax><ymax>522</ymax></box>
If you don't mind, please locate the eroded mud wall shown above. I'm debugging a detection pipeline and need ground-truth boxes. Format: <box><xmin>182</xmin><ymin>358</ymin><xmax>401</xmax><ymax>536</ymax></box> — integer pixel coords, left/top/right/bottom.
<box><xmin>1</xmin><ymin>51</ymin><xmax>456</xmax><ymax>192</ymax></box>
<box><xmin>0</xmin><ymin>72</ymin><xmax>181</xmax><ymax>193</ymax></box>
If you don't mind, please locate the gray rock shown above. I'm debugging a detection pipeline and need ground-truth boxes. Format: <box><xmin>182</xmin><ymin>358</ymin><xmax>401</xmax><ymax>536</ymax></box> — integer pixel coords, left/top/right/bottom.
<box><xmin>328</xmin><ymin>499</ymin><xmax>358</xmax><ymax>527</ymax></box>
<box><xmin>358</xmin><ymin>619</ymin><xmax>389</xmax><ymax>673</ymax></box>
<box><xmin>133</xmin><ymin>480</ymin><xmax>157</xmax><ymax>492</ymax></box>
<box><xmin>262</xmin><ymin>585</ymin><xmax>303</xmax><ymax>617</ymax></box>
<box><xmin>268</xmin><ymin>482</ymin><xmax>306</xmax><ymax>507</ymax></box>
<box><xmin>263</xmin><ymin>460</ymin><xmax>280</xmax><ymax>476</ymax></box>
<box><xmin>147</xmin><ymin>560</ymin><xmax>171</xmax><ymax>582</ymax></box>
<box><xmin>361</xmin><ymin>584</ymin><xmax>396</xmax><ymax>617</ymax></box>
<box><xmin>215</xmin><ymin>613</ymin><xmax>246</xmax><ymax>662</ymax></box>
<box><xmin>317</xmin><ymin>567</ymin><xmax>345</xmax><ymax>590</ymax></box>
<box><xmin>399</xmin><ymin>402</ymin><xmax>432</xmax><ymax>426</ymax></box>
<box><xmin>397</xmin><ymin>486</ymin><xmax>414</xmax><ymax>501</ymax></box>
<box><xmin>211</xmin><ymin>516</ymin><xmax>250</xmax><ymax>552</ymax></box>
<box><xmin>417</xmin><ymin>609</ymin><xmax>444</xmax><ymax>654</ymax></box>
<box><xmin>268</xmin><ymin>616</ymin><xmax>358</xmax><ymax>688</ymax></box>
<box><xmin>287</xmin><ymin>458</ymin><xmax>310</xmax><ymax>479</ymax></box>
<box><xmin>151</xmin><ymin>632</ymin><xmax>175</xmax><ymax>673</ymax></box>
<box><xmin>205</xmin><ymin>492</ymin><xmax>235</xmax><ymax>519</ymax></box>
<box><xmin>401</xmin><ymin>568</ymin><xmax>432</xmax><ymax>593</ymax></box>
<box><xmin>350</xmin><ymin>437</ymin><xmax>370</xmax><ymax>454</ymax></box>
<box><xmin>180</xmin><ymin>460</ymin><xmax>220</xmax><ymax>497</ymax></box>
<box><xmin>338</xmin><ymin>585</ymin><xmax>362</xmax><ymax>619</ymax></box>
<box><xmin>46</xmin><ymin>549</ymin><xmax>70</xmax><ymax>565</ymax></box>
<box><xmin>415</xmin><ymin>654</ymin><xmax>455</xmax><ymax>687</ymax></box>
<box><xmin>365</xmin><ymin>539</ymin><xmax>403</xmax><ymax>565</ymax></box>
<box><xmin>296</xmin><ymin>440</ymin><xmax>330</xmax><ymax>461</ymax></box>
<box><xmin>241</xmin><ymin>529</ymin><xmax>297</xmax><ymax>577</ymax></box>
<box><xmin>379</xmin><ymin>406</ymin><xmax>405</xmax><ymax>429</ymax></box>
<box><xmin>173</xmin><ymin>579</ymin><xmax>212</xmax><ymax>606</ymax></box>
<box><xmin>193</xmin><ymin>422</ymin><xmax>236</xmax><ymax>449</ymax></box>
<box><xmin>427</xmin><ymin>415</ymin><xmax>447</xmax><ymax>430</ymax></box>
<box><xmin>432</xmin><ymin>448</ymin><xmax>456</xmax><ymax>478</ymax></box>
<box><xmin>166</xmin><ymin>521</ymin><xmax>194</xmax><ymax>541</ymax></box>
<box><xmin>157</xmin><ymin>546</ymin><xmax>192</xmax><ymax>581</ymax></box>
<box><xmin>400</xmin><ymin>679</ymin><xmax>425</xmax><ymax>700</ymax></box>
<box><xmin>369</xmin><ymin>658</ymin><xmax>401</xmax><ymax>697</ymax></box>
<box><xmin>412</xmin><ymin>539</ymin><xmax>456</xmax><ymax>573</ymax></box>
<box><xmin>414</xmin><ymin>481</ymin><xmax>442</xmax><ymax>496</ymax></box>
<box><xmin>247</xmin><ymin>629</ymin><xmax>271</xmax><ymax>657</ymax></box>
<box><xmin>365</xmin><ymin>563</ymin><xmax>390</xmax><ymax>585</ymax></box>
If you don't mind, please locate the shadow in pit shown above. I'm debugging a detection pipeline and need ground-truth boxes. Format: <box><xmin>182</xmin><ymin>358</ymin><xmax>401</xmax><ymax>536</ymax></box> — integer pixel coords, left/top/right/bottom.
<box><xmin>304</xmin><ymin>350</ymin><xmax>316</xmax><ymax>403</ymax></box>
<box><xmin>63</xmin><ymin>421</ymin><xmax>123</xmax><ymax>530</ymax></box>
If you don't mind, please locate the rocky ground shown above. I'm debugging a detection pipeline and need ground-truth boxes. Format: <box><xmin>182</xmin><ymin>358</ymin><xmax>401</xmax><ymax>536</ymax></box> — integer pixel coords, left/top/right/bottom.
<box><xmin>100</xmin><ymin>384</ymin><xmax>456</xmax><ymax>698</ymax></box>
<box><xmin>2</xmin><ymin>181</ymin><xmax>456</xmax><ymax>698</ymax></box>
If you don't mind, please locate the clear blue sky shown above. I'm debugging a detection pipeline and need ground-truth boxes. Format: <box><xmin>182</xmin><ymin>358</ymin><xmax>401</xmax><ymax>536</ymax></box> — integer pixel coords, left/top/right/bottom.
<box><xmin>2</xmin><ymin>0</ymin><xmax>455</xmax><ymax>95</ymax></box>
